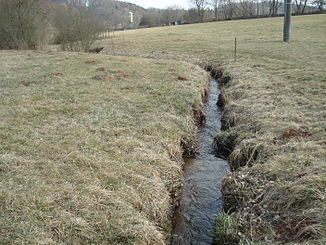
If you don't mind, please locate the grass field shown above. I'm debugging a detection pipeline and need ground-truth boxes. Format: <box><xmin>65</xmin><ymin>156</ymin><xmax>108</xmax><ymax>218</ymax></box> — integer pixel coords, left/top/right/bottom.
<box><xmin>100</xmin><ymin>15</ymin><xmax>326</xmax><ymax>244</ymax></box>
<box><xmin>1</xmin><ymin>14</ymin><xmax>325</xmax><ymax>245</ymax></box>
<box><xmin>0</xmin><ymin>51</ymin><xmax>208</xmax><ymax>244</ymax></box>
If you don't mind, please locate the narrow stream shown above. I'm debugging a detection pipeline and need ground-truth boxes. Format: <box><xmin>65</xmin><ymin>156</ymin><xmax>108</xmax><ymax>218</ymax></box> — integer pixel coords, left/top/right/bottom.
<box><xmin>171</xmin><ymin>77</ymin><xmax>229</xmax><ymax>245</ymax></box>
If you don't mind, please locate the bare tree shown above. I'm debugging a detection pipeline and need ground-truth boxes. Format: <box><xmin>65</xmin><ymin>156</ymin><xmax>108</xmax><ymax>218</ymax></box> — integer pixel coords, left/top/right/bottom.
<box><xmin>219</xmin><ymin>0</ymin><xmax>236</xmax><ymax>19</ymax></box>
<box><xmin>161</xmin><ymin>6</ymin><xmax>185</xmax><ymax>25</ymax></box>
<box><xmin>184</xmin><ymin>8</ymin><xmax>201</xmax><ymax>23</ymax></box>
<box><xmin>312</xmin><ymin>0</ymin><xmax>325</xmax><ymax>10</ymax></box>
<box><xmin>210</xmin><ymin>0</ymin><xmax>219</xmax><ymax>18</ymax></box>
<box><xmin>139</xmin><ymin>8</ymin><xmax>163</xmax><ymax>27</ymax></box>
<box><xmin>294</xmin><ymin>0</ymin><xmax>309</xmax><ymax>13</ymax></box>
<box><xmin>53</xmin><ymin>4</ymin><xmax>104</xmax><ymax>52</ymax></box>
<box><xmin>188</xmin><ymin>0</ymin><xmax>208</xmax><ymax>22</ymax></box>
<box><xmin>0</xmin><ymin>0</ymin><xmax>49</xmax><ymax>49</ymax></box>
<box><xmin>268</xmin><ymin>0</ymin><xmax>282</xmax><ymax>16</ymax></box>
<box><xmin>237</xmin><ymin>0</ymin><xmax>256</xmax><ymax>17</ymax></box>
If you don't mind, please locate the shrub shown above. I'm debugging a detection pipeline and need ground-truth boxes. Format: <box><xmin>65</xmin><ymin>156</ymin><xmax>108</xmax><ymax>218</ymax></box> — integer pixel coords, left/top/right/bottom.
<box><xmin>53</xmin><ymin>5</ymin><xmax>104</xmax><ymax>52</ymax></box>
<box><xmin>0</xmin><ymin>0</ymin><xmax>48</xmax><ymax>49</ymax></box>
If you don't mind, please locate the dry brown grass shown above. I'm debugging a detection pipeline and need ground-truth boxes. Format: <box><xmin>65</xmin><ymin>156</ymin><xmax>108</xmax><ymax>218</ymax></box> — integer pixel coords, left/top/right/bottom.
<box><xmin>0</xmin><ymin>50</ymin><xmax>209</xmax><ymax>244</ymax></box>
<box><xmin>99</xmin><ymin>14</ymin><xmax>326</xmax><ymax>244</ymax></box>
<box><xmin>1</xmin><ymin>14</ymin><xmax>325</xmax><ymax>244</ymax></box>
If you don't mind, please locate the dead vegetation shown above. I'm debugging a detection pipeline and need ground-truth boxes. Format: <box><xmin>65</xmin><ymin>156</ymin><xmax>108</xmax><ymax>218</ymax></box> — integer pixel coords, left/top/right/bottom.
<box><xmin>0</xmin><ymin>51</ymin><xmax>208</xmax><ymax>244</ymax></box>
<box><xmin>100</xmin><ymin>14</ymin><xmax>326</xmax><ymax>244</ymax></box>
<box><xmin>1</xmin><ymin>14</ymin><xmax>325</xmax><ymax>245</ymax></box>
<box><xmin>214</xmin><ymin>58</ymin><xmax>325</xmax><ymax>244</ymax></box>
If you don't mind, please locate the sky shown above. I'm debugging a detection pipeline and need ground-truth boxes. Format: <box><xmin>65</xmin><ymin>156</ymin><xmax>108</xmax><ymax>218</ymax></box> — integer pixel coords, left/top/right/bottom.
<box><xmin>124</xmin><ymin>0</ymin><xmax>190</xmax><ymax>9</ymax></box>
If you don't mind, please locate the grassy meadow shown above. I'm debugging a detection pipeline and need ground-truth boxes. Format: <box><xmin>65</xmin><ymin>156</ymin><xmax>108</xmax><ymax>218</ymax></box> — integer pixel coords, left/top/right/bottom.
<box><xmin>0</xmin><ymin>14</ymin><xmax>325</xmax><ymax>245</ymax></box>
<box><xmin>0</xmin><ymin>51</ymin><xmax>208</xmax><ymax>244</ymax></box>
<box><xmin>99</xmin><ymin>15</ymin><xmax>326</xmax><ymax>244</ymax></box>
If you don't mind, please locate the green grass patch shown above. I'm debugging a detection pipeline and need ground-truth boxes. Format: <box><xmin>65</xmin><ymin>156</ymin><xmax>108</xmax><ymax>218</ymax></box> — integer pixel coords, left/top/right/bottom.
<box><xmin>214</xmin><ymin>212</ymin><xmax>239</xmax><ymax>245</ymax></box>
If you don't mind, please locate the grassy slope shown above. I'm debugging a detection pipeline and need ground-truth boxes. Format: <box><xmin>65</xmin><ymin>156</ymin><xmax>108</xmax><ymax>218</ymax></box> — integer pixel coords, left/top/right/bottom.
<box><xmin>100</xmin><ymin>15</ymin><xmax>326</xmax><ymax>244</ymax></box>
<box><xmin>0</xmin><ymin>51</ymin><xmax>208</xmax><ymax>244</ymax></box>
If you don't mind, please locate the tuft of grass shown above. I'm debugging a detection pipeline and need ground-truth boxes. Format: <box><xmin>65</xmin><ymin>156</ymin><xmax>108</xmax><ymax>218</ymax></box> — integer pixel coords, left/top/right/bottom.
<box><xmin>214</xmin><ymin>212</ymin><xmax>240</xmax><ymax>245</ymax></box>
<box><xmin>214</xmin><ymin>129</ymin><xmax>238</xmax><ymax>159</ymax></box>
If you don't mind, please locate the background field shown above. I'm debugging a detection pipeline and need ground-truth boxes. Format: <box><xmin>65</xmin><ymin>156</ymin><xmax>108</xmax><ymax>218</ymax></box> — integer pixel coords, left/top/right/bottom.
<box><xmin>101</xmin><ymin>14</ymin><xmax>326</xmax><ymax>244</ymax></box>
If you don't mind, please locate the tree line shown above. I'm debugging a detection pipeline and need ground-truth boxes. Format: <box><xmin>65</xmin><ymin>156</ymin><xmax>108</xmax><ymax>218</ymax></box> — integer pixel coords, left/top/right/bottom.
<box><xmin>0</xmin><ymin>0</ymin><xmax>324</xmax><ymax>50</ymax></box>
<box><xmin>0</xmin><ymin>0</ymin><xmax>108</xmax><ymax>51</ymax></box>
<box><xmin>140</xmin><ymin>0</ymin><xmax>324</xmax><ymax>27</ymax></box>
<box><xmin>0</xmin><ymin>0</ymin><xmax>145</xmax><ymax>51</ymax></box>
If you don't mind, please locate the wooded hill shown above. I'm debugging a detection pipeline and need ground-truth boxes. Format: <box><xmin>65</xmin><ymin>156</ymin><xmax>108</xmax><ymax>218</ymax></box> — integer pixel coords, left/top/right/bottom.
<box><xmin>49</xmin><ymin>0</ymin><xmax>145</xmax><ymax>29</ymax></box>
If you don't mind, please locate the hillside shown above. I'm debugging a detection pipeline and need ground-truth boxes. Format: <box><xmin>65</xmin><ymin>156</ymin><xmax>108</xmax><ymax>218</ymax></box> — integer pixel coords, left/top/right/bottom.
<box><xmin>49</xmin><ymin>0</ymin><xmax>145</xmax><ymax>28</ymax></box>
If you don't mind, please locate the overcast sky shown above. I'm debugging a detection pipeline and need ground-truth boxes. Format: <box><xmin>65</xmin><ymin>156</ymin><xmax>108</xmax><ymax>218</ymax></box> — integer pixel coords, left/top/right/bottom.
<box><xmin>124</xmin><ymin>0</ymin><xmax>190</xmax><ymax>9</ymax></box>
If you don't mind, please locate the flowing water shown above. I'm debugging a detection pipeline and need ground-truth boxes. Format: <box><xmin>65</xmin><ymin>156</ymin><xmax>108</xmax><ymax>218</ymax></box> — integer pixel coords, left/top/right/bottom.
<box><xmin>171</xmin><ymin>77</ymin><xmax>229</xmax><ymax>245</ymax></box>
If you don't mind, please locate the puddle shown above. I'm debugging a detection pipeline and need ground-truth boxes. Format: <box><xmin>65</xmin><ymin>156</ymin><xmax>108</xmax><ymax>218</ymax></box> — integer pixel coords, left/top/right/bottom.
<box><xmin>171</xmin><ymin>77</ymin><xmax>229</xmax><ymax>245</ymax></box>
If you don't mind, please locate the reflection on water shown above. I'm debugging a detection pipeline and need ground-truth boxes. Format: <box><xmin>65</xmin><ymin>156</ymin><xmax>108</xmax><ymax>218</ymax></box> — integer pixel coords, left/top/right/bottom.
<box><xmin>172</xmin><ymin>77</ymin><xmax>229</xmax><ymax>245</ymax></box>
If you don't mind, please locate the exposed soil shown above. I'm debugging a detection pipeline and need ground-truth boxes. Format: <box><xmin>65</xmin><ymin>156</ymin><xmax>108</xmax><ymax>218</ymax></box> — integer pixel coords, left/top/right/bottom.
<box><xmin>49</xmin><ymin>72</ymin><xmax>63</xmax><ymax>77</ymax></box>
<box><xmin>84</xmin><ymin>60</ymin><xmax>99</xmax><ymax>64</ymax></box>
<box><xmin>96</xmin><ymin>67</ymin><xmax>106</xmax><ymax>71</ymax></box>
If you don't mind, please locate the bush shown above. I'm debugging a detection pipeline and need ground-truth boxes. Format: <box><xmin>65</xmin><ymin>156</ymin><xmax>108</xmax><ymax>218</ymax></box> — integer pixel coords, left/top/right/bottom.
<box><xmin>0</xmin><ymin>0</ymin><xmax>48</xmax><ymax>49</ymax></box>
<box><xmin>53</xmin><ymin>5</ymin><xmax>104</xmax><ymax>52</ymax></box>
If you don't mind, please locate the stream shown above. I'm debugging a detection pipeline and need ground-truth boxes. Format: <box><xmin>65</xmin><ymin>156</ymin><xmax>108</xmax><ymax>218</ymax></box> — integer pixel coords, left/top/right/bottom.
<box><xmin>171</xmin><ymin>77</ymin><xmax>229</xmax><ymax>245</ymax></box>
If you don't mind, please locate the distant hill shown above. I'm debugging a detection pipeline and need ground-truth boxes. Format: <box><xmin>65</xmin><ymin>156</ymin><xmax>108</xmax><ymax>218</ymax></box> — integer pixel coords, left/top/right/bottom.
<box><xmin>48</xmin><ymin>0</ymin><xmax>145</xmax><ymax>29</ymax></box>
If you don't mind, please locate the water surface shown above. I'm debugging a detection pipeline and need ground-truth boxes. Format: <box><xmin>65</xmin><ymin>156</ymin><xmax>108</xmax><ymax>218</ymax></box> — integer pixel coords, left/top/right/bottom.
<box><xmin>172</xmin><ymin>77</ymin><xmax>229</xmax><ymax>245</ymax></box>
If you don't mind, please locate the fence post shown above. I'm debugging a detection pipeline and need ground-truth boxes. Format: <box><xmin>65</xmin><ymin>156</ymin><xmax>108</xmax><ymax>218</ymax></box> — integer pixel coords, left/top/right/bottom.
<box><xmin>234</xmin><ymin>37</ymin><xmax>237</xmax><ymax>62</ymax></box>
